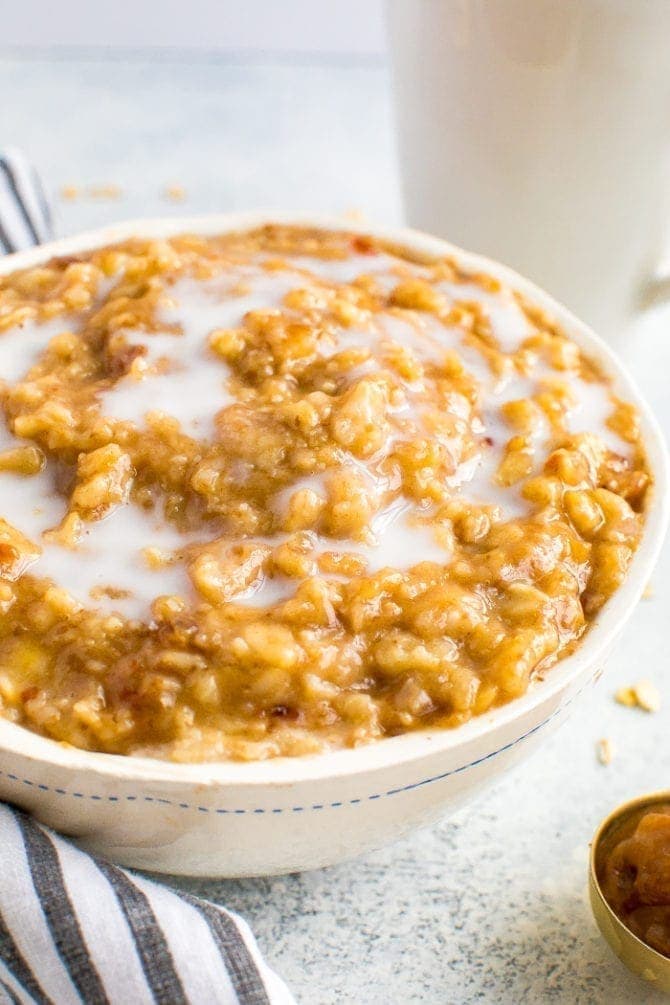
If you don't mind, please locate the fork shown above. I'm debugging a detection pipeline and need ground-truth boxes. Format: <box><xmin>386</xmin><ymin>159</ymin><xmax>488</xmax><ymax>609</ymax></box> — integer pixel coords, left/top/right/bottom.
<box><xmin>0</xmin><ymin>147</ymin><xmax>52</xmax><ymax>253</ymax></box>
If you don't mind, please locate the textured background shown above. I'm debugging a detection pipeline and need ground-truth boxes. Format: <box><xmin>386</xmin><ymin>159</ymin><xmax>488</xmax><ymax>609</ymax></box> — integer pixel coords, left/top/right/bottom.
<box><xmin>1</xmin><ymin>46</ymin><xmax>669</xmax><ymax>1005</ymax></box>
<box><xmin>0</xmin><ymin>1</ymin><xmax>385</xmax><ymax>54</ymax></box>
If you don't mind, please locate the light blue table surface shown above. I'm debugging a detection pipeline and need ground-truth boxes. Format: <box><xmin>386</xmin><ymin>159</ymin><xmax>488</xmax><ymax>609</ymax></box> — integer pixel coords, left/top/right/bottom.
<box><xmin>1</xmin><ymin>50</ymin><xmax>668</xmax><ymax>1005</ymax></box>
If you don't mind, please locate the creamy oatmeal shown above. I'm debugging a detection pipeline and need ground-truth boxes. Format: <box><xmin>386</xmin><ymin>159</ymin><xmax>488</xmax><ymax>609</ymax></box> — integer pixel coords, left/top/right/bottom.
<box><xmin>0</xmin><ymin>226</ymin><xmax>650</xmax><ymax>761</ymax></box>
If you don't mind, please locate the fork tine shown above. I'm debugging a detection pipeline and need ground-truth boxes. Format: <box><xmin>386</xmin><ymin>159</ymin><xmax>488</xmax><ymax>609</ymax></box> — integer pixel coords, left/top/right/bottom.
<box><xmin>0</xmin><ymin>148</ymin><xmax>52</xmax><ymax>252</ymax></box>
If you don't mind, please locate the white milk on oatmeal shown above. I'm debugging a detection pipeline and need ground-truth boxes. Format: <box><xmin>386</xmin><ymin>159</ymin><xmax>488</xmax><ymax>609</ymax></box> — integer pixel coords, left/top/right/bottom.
<box><xmin>0</xmin><ymin>431</ymin><xmax>196</xmax><ymax>620</ymax></box>
<box><xmin>0</xmin><ymin>251</ymin><xmax>631</xmax><ymax>618</ymax></box>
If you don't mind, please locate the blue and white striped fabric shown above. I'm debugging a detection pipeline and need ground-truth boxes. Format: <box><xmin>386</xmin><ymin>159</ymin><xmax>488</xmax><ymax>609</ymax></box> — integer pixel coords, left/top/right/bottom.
<box><xmin>0</xmin><ymin>156</ymin><xmax>295</xmax><ymax>1005</ymax></box>
<box><xmin>0</xmin><ymin>805</ymin><xmax>293</xmax><ymax>1005</ymax></box>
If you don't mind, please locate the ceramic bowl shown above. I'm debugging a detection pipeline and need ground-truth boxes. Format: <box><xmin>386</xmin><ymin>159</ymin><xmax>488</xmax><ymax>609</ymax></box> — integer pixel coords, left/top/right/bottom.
<box><xmin>590</xmin><ymin>793</ymin><xmax>670</xmax><ymax>994</ymax></box>
<box><xmin>0</xmin><ymin>213</ymin><xmax>667</xmax><ymax>877</ymax></box>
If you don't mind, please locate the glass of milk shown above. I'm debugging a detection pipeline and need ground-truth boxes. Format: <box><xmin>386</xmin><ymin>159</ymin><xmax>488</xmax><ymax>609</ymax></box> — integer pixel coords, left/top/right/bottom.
<box><xmin>387</xmin><ymin>0</ymin><xmax>670</xmax><ymax>337</ymax></box>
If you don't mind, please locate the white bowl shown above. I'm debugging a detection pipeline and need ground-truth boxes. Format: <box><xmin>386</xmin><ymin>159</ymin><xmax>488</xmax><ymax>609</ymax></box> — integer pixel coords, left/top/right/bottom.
<box><xmin>0</xmin><ymin>213</ymin><xmax>667</xmax><ymax>877</ymax></box>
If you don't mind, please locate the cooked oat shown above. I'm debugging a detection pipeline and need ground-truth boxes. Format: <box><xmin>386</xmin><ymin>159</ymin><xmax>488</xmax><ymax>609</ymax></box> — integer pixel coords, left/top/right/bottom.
<box><xmin>0</xmin><ymin>225</ymin><xmax>651</xmax><ymax>761</ymax></box>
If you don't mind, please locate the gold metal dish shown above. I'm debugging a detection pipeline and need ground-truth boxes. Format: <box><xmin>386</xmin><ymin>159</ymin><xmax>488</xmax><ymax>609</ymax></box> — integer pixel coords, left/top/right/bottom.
<box><xmin>590</xmin><ymin>792</ymin><xmax>670</xmax><ymax>995</ymax></box>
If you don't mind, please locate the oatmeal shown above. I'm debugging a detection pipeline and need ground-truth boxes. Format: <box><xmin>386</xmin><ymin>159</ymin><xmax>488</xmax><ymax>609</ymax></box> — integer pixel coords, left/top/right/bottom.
<box><xmin>0</xmin><ymin>225</ymin><xmax>650</xmax><ymax>761</ymax></box>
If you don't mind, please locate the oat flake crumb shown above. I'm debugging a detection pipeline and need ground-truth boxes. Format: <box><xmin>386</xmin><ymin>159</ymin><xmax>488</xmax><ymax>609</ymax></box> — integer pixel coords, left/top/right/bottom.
<box><xmin>615</xmin><ymin>686</ymin><xmax>637</xmax><ymax>707</ymax></box>
<box><xmin>88</xmin><ymin>184</ymin><xmax>123</xmax><ymax>200</ymax></box>
<box><xmin>164</xmin><ymin>184</ymin><xmax>187</xmax><ymax>202</ymax></box>
<box><xmin>615</xmin><ymin>679</ymin><xmax>661</xmax><ymax>712</ymax></box>
<box><xmin>634</xmin><ymin>679</ymin><xmax>661</xmax><ymax>712</ymax></box>
<box><xmin>342</xmin><ymin>208</ymin><xmax>366</xmax><ymax>222</ymax></box>
<box><xmin>597</xmin><ymin>737</ymin><xmax>615</xmax><ymax>765</ymax></box>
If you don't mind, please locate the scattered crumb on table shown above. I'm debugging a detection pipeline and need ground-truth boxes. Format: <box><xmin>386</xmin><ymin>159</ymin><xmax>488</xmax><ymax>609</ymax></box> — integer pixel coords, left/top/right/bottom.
<box><xmin>596</xmin><ymin>737</ymin><xmax>615</xmax><ymax>765</ymax></box>
<box><xmin>88</xmin><ymin>184</ymin><xmax>123</xmax><ymax>200</ymax></box>
<box><xmin>164</xmin><ymin>184</ymin><xmax>187</xmax><ymax>202</ymax></box>
<box><xmin>615</xmin><ymin>679</ymin><xmax>661</xmax><ymax>713</ymax></box>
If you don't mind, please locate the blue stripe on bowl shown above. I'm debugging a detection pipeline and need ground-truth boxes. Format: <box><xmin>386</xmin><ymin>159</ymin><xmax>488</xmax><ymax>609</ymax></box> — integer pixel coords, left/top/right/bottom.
<box><xmin>0</xmin><ymin>686</ymin><xmax>580</xmax><ymax>815</ymax></box>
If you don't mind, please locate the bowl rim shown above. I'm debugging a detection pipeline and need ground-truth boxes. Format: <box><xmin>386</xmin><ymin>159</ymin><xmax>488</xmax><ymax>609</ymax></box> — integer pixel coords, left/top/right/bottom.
<box><xmin>590</xmin><ymin>790</ymin><xmax>670</xmax><ymax>969</ymax></box>
<box><xmin>0</xmin><ymin>209</ymin><xmax>667</xmax><ymax>787</ymax></box>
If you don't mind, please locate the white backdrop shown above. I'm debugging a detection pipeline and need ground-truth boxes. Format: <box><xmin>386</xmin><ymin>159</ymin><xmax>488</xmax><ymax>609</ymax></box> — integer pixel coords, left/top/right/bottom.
<box><xmin>1</xmin><ymin>0</ymin><xmax>386</xmax><ymax>54</ymax></box>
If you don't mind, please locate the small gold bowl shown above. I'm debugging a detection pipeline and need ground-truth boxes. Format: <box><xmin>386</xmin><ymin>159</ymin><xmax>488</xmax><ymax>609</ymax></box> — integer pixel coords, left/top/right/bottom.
<box><xmin>590</xmin><ymin>792</ymin><xmax>670</xmax><ymax>994</ymax></box>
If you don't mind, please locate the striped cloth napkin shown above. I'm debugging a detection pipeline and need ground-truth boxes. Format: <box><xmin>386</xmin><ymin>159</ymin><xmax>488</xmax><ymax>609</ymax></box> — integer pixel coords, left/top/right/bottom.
<box><xmin>0</xmin><ymin>154</ymin><xmax>295</xmax><ymax>1005</ymax></box>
